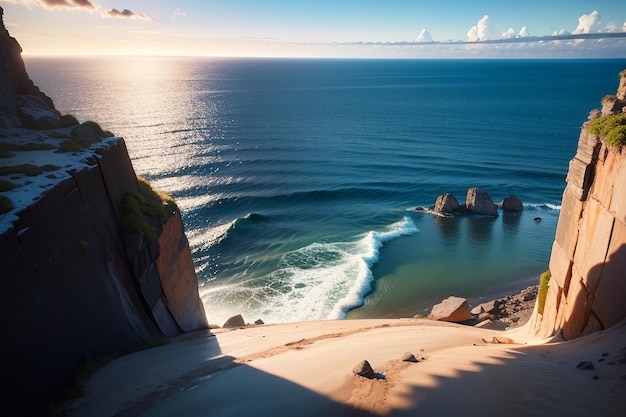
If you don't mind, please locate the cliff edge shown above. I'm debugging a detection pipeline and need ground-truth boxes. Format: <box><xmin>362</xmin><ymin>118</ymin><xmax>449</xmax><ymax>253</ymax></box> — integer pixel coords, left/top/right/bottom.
<box><xmin>530</xmin><ymin>69</ymin><xmax>626</xmax><ymax>340</ymax></box>
<box><xmin>0</xmin><ymin>7</ymin><xmax>207</xmax><ymax>416</ymax></box>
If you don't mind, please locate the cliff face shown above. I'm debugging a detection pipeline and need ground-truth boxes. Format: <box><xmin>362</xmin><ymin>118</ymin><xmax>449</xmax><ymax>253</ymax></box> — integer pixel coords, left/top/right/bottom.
<box><xmin>0</xmin><ymin>7</ymin><xmax>207</xmax><ymax>416</ymax></box>
<box><xmin>531</xmin><ymin>71</ymin><xmax>626</xmax><ymax>340</ymax></box>
<box><xmin>0</xmin><ymin>7</ymin><xmax>59</xmax><ymax>129</ymax></box>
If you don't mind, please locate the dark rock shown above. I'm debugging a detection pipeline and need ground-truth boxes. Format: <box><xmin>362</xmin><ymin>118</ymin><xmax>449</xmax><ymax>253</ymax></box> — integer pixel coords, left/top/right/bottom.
<box><xmin>401</xmin><ymin>352</ymin><xmax>418</xmax><ymax>363</ymax></box>
<box><xmin>520</xmin><ymin>286</ymin><xmax>538</xmax><ymax>302</ymax></box>
<box><xmin>465</xmin><ymin>188</ymin><xmax>498</xmax><ymax>216</ymax></box>
<box><xmin>254</xmin><ymin>319</ymin><xmax>265</xmax><ymax>325</ymax></box>
<box><xmin>576</xmin><ymin>361</ymin><xmax>595</xmax><ymax>370</ymax></box>
<box><xmin>502</xmin><ymin>194</ymin><xmax>523</xmax><ymax>212</ymax></box>
<box><xmin>434</xmin><ymin>193</ymin><xmax>460</xmax><ymax>215</ymax></box>
<box><xmin>430</xmin><ymin>296</ymin><xmax>472</xmax><ymax>323</ymax></box>
<box><xmin>17</xmin><ymin>94</ymin><xmax>61</xmax><ymax>130</ymax></box>
<box><xmin>353</xmin><ymin>360</ymin><xmax>377</xmax><ymax>379</ymax></box>
<box><xmin>223</xmin><ymin>314</ymin><xmax>246</xmax><ymax>328</ymax></box>
<box><xmin>71</xmin><ymin>124</ymin><xmax>102</xmax><ymax>145</ymax></box>
<box><xmin>0</xmin><ymin>5</ymin><xmax>58</xmax><ymax>130</ymax></box>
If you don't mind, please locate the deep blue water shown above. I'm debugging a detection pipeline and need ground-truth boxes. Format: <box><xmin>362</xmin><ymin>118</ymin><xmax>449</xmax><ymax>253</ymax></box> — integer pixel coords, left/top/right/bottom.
<box><xmin>25</xmin><ymin>57</ymin><xmax>626</xmax><ymax>324</ymax></box>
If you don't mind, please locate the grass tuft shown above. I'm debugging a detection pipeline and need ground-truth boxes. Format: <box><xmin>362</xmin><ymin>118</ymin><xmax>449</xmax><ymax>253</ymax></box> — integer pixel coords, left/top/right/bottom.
<box><xmin>120</xmin><ymin>177</ymin><xmax>178</xmax><ymax>243</ymax></box>
<box><xmin>60</xmin><ymin>114</ymin><xmax>80</xmax><ymax>128</ymax></box>
<box><xmin>0</xmin><ymin>164</ymin><xmax>43</xmax><ymax>176</ymax></box>
<box><xmin>587</xmin><ymin>113</ymin><xmax>626</xmax><ymax>147</ymax></box>
<box><xmin>537</xmin><ymin>270</ymin><xmax>551</xmax><ymax>315</ymax></box>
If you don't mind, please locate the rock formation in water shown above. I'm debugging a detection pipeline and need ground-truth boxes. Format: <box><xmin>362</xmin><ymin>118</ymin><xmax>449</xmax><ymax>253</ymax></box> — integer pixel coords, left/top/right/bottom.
<box><xmin>0</xmin><ymin>8</ymin><xmax>207</xmax><ymax>416</ymax></box>
<box><xmin>530</xmin><ymin>69</ymin><xmax>626</xmax><ymax>340</ymax></box>
<box><xmin>501</xmin><ymin>194</ymin><xmax>523</xmax><ymax>212</ymax></box>
<box><xmin>433</xmin><ymin>192</ymin><xmax>460</xmax><ymax>214</ymax></box>
<box><xmin>428</xmin><ymin>188</ymin><xmax>518</xmax><ymax>217</ymax></box>
<box><xmin>464</xmin><ymin>187</ymin><xmax>499</xmax><ymax>216</ymax></box>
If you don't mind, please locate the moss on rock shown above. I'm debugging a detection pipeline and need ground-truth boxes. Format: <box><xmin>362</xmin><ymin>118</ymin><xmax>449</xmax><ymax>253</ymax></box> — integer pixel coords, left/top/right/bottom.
<box><xmin>120</xmin><ymin>177</ymin><xmax>178</xmax><ymax>243</ymax></box>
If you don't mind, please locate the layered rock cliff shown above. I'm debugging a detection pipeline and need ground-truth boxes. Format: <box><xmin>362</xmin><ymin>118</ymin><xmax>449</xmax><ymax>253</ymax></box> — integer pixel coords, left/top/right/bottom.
<box><xmin>531</xmin><ymin>70</ymin><xmax>626</xmax><ymax>339</ymax></box>
<box><xmin>0</xmin><ymin>8</ymin><xmax>207</xmax><ymax>416</ymax></box>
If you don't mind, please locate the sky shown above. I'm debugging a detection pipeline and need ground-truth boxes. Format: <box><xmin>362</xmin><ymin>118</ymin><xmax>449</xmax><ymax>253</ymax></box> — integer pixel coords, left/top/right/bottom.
<box><xmin>1</xmin><ymin>0</ymin><xmax>626</xmax><ymax>58</ymax></box>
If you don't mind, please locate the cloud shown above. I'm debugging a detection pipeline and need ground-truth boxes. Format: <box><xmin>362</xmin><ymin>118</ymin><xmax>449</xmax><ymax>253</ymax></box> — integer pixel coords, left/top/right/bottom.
<box><xmin>6</xmin><ymin>0</ymin><xmax>153</xmax><ymax>20</ymax></box>
<box><xmin>519</xmin><ymin>26</ymin><xmax>530</xmax><ymax>37</ymax></box>
<box><xmin>105</xmin><ymin>8</ymin><xmax>152</xmax><ymax>21</ymax></box>
<box><xmin>171</xmin><ymin>8</ymin><xmax>187</xmax><ymax>20</ymax></box>
<box><xmin>8</xmin><ymin>0</ymin><xmax>97</xmax><ymax>9</ymax></box>
<box><xmin>466</xmin><ymin>15</ymin><xmax>499</xmax><ymax>41</ymax></box>
<box><xmin>415</xmin><ymin>29</ymin><xmax>434</xmax><ymax>43</ymax></box>
<box><xmin>573</xmin><ymin>11</ymin><xmax>603</xmax><ymax>34</ymax></box>
<box><xmin>502</xmin><ymin>28</ymin><xmax>515</xmax><ymax>39</ymax></box>
<box><xmin>552</xmin><ymin>28</ymin><xmax>571</xmax><ymax>36</ymax></box>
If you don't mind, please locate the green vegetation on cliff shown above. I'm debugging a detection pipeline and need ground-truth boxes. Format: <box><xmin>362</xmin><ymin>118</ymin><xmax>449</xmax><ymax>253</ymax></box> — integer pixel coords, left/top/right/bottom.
<box><xmin>587</xmin><ymin>113</ymin><xmax>626</xmax><ymax>147</ymax></box>
<box><xmin>0</xmin><ymin>163</ymin><xmax>43</xmax><ymax>176</ymax></box>
<box><xmin>537</xmin><ymin>270</ymin><xmax>551</xmax><ymax>315</ymax></box>
<box><xmin>0</xmin><ymin>141</ymin><xmax>55</xmax><ymax>158</ymax></box>
<box><xmin>120</xmin><ymin>176</ymin><xmax>178</xmax><ymax>243</ymax></box>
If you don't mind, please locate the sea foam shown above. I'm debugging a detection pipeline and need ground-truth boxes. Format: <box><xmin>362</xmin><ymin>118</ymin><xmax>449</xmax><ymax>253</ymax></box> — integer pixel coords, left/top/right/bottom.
<box><xmin>201</xmin><ymin>216</ymin><xmax>418</xmax><ymax>325</ymax></box>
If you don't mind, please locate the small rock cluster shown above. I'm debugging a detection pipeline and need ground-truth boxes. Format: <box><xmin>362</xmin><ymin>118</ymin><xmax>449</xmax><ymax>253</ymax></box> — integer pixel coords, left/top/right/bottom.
<box><xmin>213</xmin><ymin>314</ymin><xmax>265</xmax><ymax>329</ymax></box>
<box><xmin>353</xmin><ymin>352</ymin><xmax>424</xmax><ymax>380</ymax></box>
<box><xmin>419</xmin><ymin>187</ymin><xmax>523</xmax><ymax>217</ymax></box>
<box><xmin>426</xmin><ymin>285</ymin><xmax>538</xmax><ymax>329</ymax></box>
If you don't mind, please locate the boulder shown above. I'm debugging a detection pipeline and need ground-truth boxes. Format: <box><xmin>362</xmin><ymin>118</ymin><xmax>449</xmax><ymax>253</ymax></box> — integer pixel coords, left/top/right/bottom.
<box><xmin>465</xmin><ymin>188</ymin><xmax>498</xmax><ymax>216</ymax></box>
<box><xmin>17</xmin><ymin>94</ymin><xmax>61</xmax><ymax>129</ymax></box>
<box><xmin>353</xmin><ymin>360</ymin><xmax>377</xmax><ymax>379</ymax></box>
<box><xmin>430</xmin><ymin>296</ymin><xmax>472</xmax><ymax>323</ymax></box>
<box><xmin>471</xmin><ymin>299</ymin><xmax>496</xmax><ymax>315</ymax></box>
<box><xmin>71</xmin><ymin>124</ymin><xmax>102</xmax><ymax>145</ymax></box>
<box><xmin>502</xmin><ymin>194</ymin><xmax>523</xmax><ymax>212</ymax></box>
<box><xmin>434</xmin><ymin>193</ymin><xmax>460</xmax><ymax>215</ymax></box>
<box><xmin>401</xmin><ymin>352</ymin><xmax>418</xmax><ymax>363</ymax></box>
<box><xmin>223</xmin><ymin>314</ymin><xmax>246</xmax><ymax>328</ymax></box>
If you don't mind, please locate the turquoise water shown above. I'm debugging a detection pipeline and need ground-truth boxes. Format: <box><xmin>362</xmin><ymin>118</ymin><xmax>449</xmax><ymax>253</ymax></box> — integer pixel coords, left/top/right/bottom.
<box><xmin>26</xmin><ymin>57</ymin><xmax>626</xmax><ymax>324</ymax></box>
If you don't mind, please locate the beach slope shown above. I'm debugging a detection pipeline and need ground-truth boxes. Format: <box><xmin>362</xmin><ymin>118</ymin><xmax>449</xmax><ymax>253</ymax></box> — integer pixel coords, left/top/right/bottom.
<box><xmin>64</xmin><ymin>317</ymin><xmax>626</xmax><ymax>417</ymax></box>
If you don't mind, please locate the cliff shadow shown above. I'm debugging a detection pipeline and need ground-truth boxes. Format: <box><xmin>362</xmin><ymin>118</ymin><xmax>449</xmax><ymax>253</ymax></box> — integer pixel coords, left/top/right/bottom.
<box><xmin>62</xmin><ymin>329</ymin><xmax>375</xmax><ymax>417</ymax></box>
<box><xmin>379</xmin><ymin>332</ymin><xmax>626</xmax><ymax>417</ymax></box>
<box><xmin>561</xmin><ymin>243</ymin><xmax>626</xmax><ymax>340</ymax></box>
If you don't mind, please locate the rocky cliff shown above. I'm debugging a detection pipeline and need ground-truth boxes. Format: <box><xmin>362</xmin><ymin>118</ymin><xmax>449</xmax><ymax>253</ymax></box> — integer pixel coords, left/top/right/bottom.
<box><xmin>0</xmin><ymin>7</ymin><xmax>207</xmax><ymax>416</ymax></box>
<box><xmin>531</xmin><ymin>70</ymin><xmax>626</xmax><ymax>340</ymax></box>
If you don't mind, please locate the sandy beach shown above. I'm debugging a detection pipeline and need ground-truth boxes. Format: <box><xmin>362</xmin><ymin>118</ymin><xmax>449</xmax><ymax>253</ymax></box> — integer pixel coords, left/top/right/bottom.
<box><xmin>63</xmin><ymin>311</ymin><xmax>626</xmax><ymax>417</ymax></box>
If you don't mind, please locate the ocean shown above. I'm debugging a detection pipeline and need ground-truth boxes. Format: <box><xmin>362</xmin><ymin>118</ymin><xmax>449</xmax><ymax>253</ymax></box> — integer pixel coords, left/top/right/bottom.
<box><xmin>25</xmin><ymin>57</ymin><xmax>626</xmax><ymax>325</ymax></box>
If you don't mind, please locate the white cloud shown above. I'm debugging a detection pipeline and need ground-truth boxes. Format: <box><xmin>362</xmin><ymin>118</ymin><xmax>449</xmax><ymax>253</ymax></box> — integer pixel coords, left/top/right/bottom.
<box><xmin>3</xmin><ymin>0</ymin><xmax>153</xmax><ymax>20</ymax></box>
<box><xmin>552</xmin><ymin>28</ymin><xmax>571</xmax><ymax>36</ymax></box>
<box><xmin>573</xmin><ymin>11</ymin><xmax>602</xmax><ymax>34</ymax></box>
<box><xmin>519</xmin><ymin>26</ymin><xmax>529</xmax><ymax>37</ymax></box>
<box><xmin>105</xmin><ymin>8</ymin><xmax>152</xmax><ymax>21</ymax></box>
<box><xmin>466</xmin><ymin>15</ymin><xmax>499</xmax><ymax>41</ymax></box>
<box><xmin>171</xmin><ymin>8</ymin><xmax>187</xmax><ymax>20</ymax></box>
<box><xmin>414</xmin><ymin>29</ymin><xmax>433</xmax><ymax>43</ymax></box>
<box><xmin>623</xmin><ymin>22</ymin><xmax>626</xmax><ymax>32</ymax></box>
<box><xmin>502</xmin><ymin>26</ymin><xmax>529</xmax><ymax>39</ymax></box>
